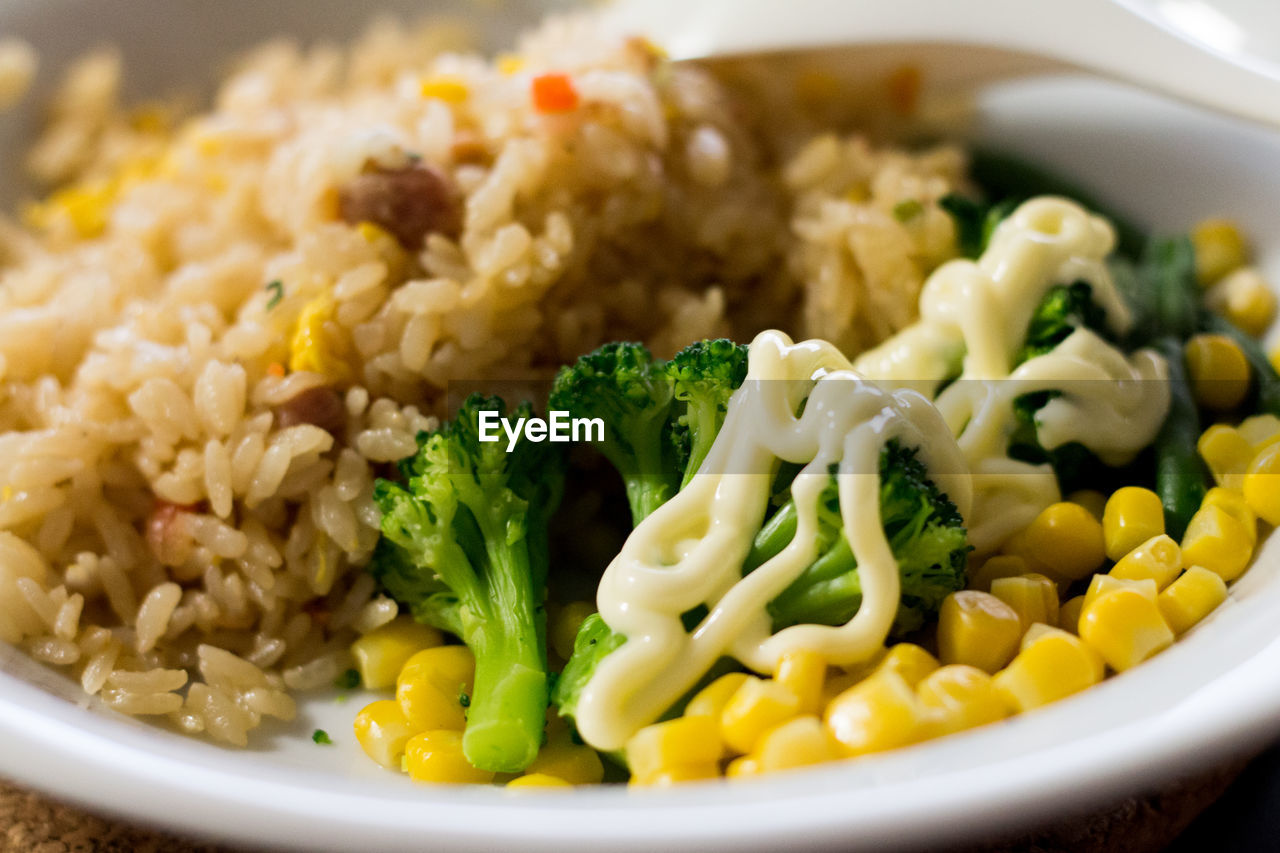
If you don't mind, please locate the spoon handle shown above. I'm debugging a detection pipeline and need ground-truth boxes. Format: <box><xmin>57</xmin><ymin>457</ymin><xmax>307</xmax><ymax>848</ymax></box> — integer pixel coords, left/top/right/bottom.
<box><xmin>606</xmin><ymin>0</ymin><xmax>1280</xmax><ymax>127</ymax></box>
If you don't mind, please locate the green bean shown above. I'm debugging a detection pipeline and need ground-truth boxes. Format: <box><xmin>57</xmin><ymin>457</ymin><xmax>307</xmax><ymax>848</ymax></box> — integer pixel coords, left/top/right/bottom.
<box><xmin>1153</xmin><ymin>337</ymin><xmax>1208</xmax><ymax>539</ymax></box>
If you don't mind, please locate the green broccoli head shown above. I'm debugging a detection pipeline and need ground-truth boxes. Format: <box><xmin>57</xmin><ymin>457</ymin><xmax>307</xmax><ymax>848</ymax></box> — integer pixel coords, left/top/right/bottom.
<box><xmin>549</xmin><ymin>339</ymin><xmax>747</xmax><ymax>526</ymax></box>
<box><xmin>555</xmin><ymin>440</ymin><xmax>971</xmax><ymax>740</ymax></box>
<box><xmin>1008</xmin><ymin>281</ymin><xmax>1117</xmax><ymax>492</ymax></box>
<box><xmin>549</xmin><ymin>611</ymin><xmax>625</xmax><ymax>728</ymax></box>
<box><xmin>548</xmin><ymin>342</ymin><xmax>678</xmax><ymax>526</ymax></box>
<box><xmin>753</xmin><ymin>441</ymin><xmax>970</xmax><ymax>635</ymax></box>
<box><xmin>666</xmin><ymin>339</ymin><xmax>749</xmax><ymax>488</ymax></box>
<box><xmin>939</xmin><ymin>193</ymin><xmax>1018</xmax><ymax>259</ymax></box>
<box><xmin>1017</xmin><ymin>280</ymin><xmax>1112</xmax><ymax>364</ymax></box>
<box><xmin>370</xmin><ymin>393</ymin><xmax>565</xmax><ymax>773</ymax></box>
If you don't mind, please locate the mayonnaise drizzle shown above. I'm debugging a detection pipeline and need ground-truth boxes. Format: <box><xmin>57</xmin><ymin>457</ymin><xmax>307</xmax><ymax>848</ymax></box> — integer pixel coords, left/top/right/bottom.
<box><xmin>575</xmin><ymin>196</ymin><xmax>1171</xmax><ymax>750</ymax></box>
<box><xmin>575</xmin><ymin>331</ymin><xmax>969</xmax><ymax>750</ymax></box>
<box><xmin>855</xmin><ymin>197</ymin><xmax>1169</xmax><ymax>550</ymax></box>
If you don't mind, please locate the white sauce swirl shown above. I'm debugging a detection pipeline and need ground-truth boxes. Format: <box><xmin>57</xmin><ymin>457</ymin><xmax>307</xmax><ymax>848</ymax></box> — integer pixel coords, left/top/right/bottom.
<box><xmin>856</xmin><ymin>197</ymin><xmax>1169</xmax><ymax>549</ymax></box>
<box><xmin>575</xmin><ymin>196</ymin><xmax>1170</xmax><ymax>750</ymax></box>
<box><xmin>576</xmin><ymin>331</ymin><xmax>968</xmax><ymax>750</ymax></box>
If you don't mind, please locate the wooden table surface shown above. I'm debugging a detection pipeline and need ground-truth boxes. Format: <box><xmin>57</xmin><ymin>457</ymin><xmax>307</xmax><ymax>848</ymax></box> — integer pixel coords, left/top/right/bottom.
<box><xmin>1</xmin><ymin>745</ymin><xmax>1269</xmax><ymax>853</ymax></box>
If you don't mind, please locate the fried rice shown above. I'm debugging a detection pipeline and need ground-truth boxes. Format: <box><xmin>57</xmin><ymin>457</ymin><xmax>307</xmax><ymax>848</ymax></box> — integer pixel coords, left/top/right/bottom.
<box><xmin>0</xmin><ymin>13</ymin><xmax>966</xmax><ymax>745</ymax></box>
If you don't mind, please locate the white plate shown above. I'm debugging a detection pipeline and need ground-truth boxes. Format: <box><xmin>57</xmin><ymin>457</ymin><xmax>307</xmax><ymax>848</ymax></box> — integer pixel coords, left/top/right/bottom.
<box><xmin>2</xmin><ymin>3</ymin><xmax>1279</xmax><ymax>851</ymax></box>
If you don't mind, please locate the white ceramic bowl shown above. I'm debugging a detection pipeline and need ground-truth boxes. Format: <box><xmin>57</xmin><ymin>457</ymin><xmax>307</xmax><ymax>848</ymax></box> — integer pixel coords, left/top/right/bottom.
<box><xmin>1</xmin><ymin>3</ymin><xmax>1279</xmax><ymax>851</ymax></box>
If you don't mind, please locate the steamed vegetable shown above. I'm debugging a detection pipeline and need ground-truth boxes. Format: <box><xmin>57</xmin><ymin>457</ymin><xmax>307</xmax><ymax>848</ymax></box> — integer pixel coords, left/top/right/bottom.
<box><xmin>548</xmin><ymin>339</ymin><xmax>748</xmax><ymax>525</ymax></box>
<box><xmin>370</xmin><ymin>394</ymin><xmax>565</xmax><ymax>773</ymax></box>
<box><xmin>665</xmin><ymin>338</ymin><xmax>750</xmax><ymax>488</ymax></box>
<box><xmin>746</xmin><ymin>441</ymin><xmax>969</xmax><ymax>635</ymax></box>
<box><xmin>554</xmin><ymin>440</ymin><xmax>971</xmax><ymax>729</ymax></box>
<box><xmin>1016</xmin><ymin>281</ymin><xmax>1112</xmax><ymax>363</ymax></box>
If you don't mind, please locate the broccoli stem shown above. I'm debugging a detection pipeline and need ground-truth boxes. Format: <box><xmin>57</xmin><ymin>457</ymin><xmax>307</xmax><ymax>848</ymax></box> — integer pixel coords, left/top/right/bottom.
<box><xmin>622</xmin><ymin>472</ymin><xmax>677</xmax><ymax>526</ymax></box>
<box><xmin>766</xmin><ymin>537</ymin><xmax>859</xmax><ymax>628</ymax></box>
<box><xmin>463</xmin><ymin>611</ymin><xmax>547</xmax><ymax>773</ymax></box>
<box><xmin>455</xmin><ymin>500</ymin><xmax>548</xmax><ymax>773</ymax></box>
<box><xmin>679</xmin><ymin>395</ymin><xmax>724</xmax><ymax>489</ymax></box>
<box><xmin>741</xmin><ymin>499</ymin><xmax>798</xmax><ymax>572</ymax></box>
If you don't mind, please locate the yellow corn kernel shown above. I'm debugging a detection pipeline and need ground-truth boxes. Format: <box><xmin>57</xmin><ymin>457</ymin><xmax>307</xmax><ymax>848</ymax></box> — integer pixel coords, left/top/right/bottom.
<box><xmin>550</xmin><ymin>600</ymin><xmax>595</xmax><ymax>662</ymax></box>
<box><xmin>776</xmin><ymin>649</ymin><xmax>827</xmax><ymax>713</ymax></box>
<box><xmin>1203</xmin><ymin>486</ymin><xmax>1258</xmax><ymax>546</ymax></box>
<box><xmin>1205</xmin><ymin>267</ymin><xmax>1277</xmax><ymax>337</ymax></box>
<box><xmin>1067</xmin><ymin>490</ymin><xmax>1108</xmax><ymax>521</ymax></box>
<box><xmin>404</xmin><ymin>730</ymin><xmax>495</xmax><ymax>785</ymax></box>
<box><xmin>916</xmin><ymin>665</ymin><xmax>1008</xmax><ymax>737</ymax></box>
<box><xmin>968</xmin><ymin>555</ymin><xmax>1030</xmax><ymax>592</ymax></box>
<box><xmin>1059</xmin><ymin>595</ymin><xmax>1085</xmax><ymax>634</ymax></box>
<box><xmin>633</xmin><ymin>762</ymin><xmax>721</xmax><ymax>787</ymax></box>
<box><xmin>355</xmin><ymin>220</ymin><xmax>407</xmax><ymax>278</ymax></box>
<box><xmin>1185</xmin><ymin>334</ymin><xmax>1251</xmax><ymax>411</ymax></box>
<box><xmin>874</xmin><ymin>643</ymin><xmax>939</xmax><ymax>689</ymax></box>
<box><xmin>626</xmin><ymin>715</ymin><xmax>723</xmax><ymax>781</ymax></box>
<box><xmin>1234</xmin><ymin>417</ymin><xmax>1277</xmax><ymax>456</ymax></box>
<box><xmin>507</xmin><ymin>773</ymin><xmax>572</xmax><ymax>788</ymax></box>
<box><xmin>1002</xmin><ymin>502</ymin><xmax>1105</xmax><ymax>581</ymax></box>
<box><xmin>1198</xmin><ymin>424</ymin><xmax>1254</xmax><ymax>491</ymax></box>
<box><xmin>1109</xmin><ymin>534</ymin><xmax>1182</xmax><ymax>590</ymax></box>
<box><xmin>937</xmin><ymin>590</ymin><xmax>1022</xmax><ymax>674</ymax></box>
<box><xmin>755</xmin><ymin>715</ymin><xmax>841</xmax><ymax>772</ymax></box>
<box><xmin>721</xmin><ymin>678</ymin><xmax>801</xmax><ymax>755</ymax></box>
<box><xmin>1191</xmin><ymin>218</ymin><xmax>1247</xmax><ymax>285</ymax></box>
<box><xmin>725</xmin><ymin>755</ymin><xmax>761</xmax><ymax>778</ymax></box>
<box><xmin>26</xmin><ymin>182</ymin><xmax>112</xmax><ymax>238</ymax></box>
<box><xmin>1083</xmin><ymin>573</ymin><xmax>1158</xmax><ymax>610</ymax></box>
<box><xmin>685</xmin><ymin>672</ymin><xmax>752</xmax><ymax>721</ymax></box>
<box><xmin>1019</xmin><ymin>622</ymin><xmax>1063</xmax><ymax>650</ymax></box>
<box><xmin>496</xmin><ymin>53</ymin><xmax>526</xmax><ymax>75</ymax></box>
<box><xmin>289</xmin><ymin>295</ymin><xmax>351</xmax><ymax>380</ymax></box>
<box><xmin>350</xmin><ymin>616</ymin><xmax>443</xmax><ymax>690</ymax></box>
<box><xmin>353</xmin><ymin>699</ymin><xmax>418</xmax><ymax>769</ymax></box>
<box><xmin>1240</xmin><ymin>414</ymin><xmax>1280</xmax><ymax>452</ymax></box>
<box><xmin>819</xmin><ymin>670</ymin><xmax>864</xmax><ymax>708</ymax></box>
<box><xmin>1158</xmin><ymin>566</ymin><xmax>1229</xmax><ymax>635</ymax></box>
<box><xmin>1181</xmin><ymin>503</ymin><xmax>1254</xmax><ymax>581</ymax></box>
<box><xmin>818</xmin><ymin>647</ymin><xmax>889</xmax><ymax>706</ymax></box>
<box><xmin>990</xmin><ymin>574</ymin><xmax>1060</xmax><ymax>634</ymax></box>
<box><xmin>824</xmin><ymin>670</ymin><xmax>921</xmax><ymax>756</ymax></box>
<box><xmin>1102</xmin><ymin>487</ymin><xmax>1165</xmax><ymax>562</ymax></box>
<box><xmin>526</xmin><ymin>731</ymin><xmax>604</xmax><ymax>785</ymax></box>
<box><xmin>993</xmin><ymin>628</ymin><xmax>1103</xmax><ymax>712</ymax></box>
<box><xmin>419</xmin><ymin>74</ymin><xmax>470</xmax><ymax>103</ymax></box>
<box><xmin>1079</xmin><ymin>588</ymin><xmax>1175</xmax><ymax>671</ymax></box>
<box><xmin>397</xmin><ymin>646</ymin><xmax>475</xmax><ymax>731</ymax></box>
<box><xmin>1244</xmin><ymin>443</ymin><xmax>1280</xmax><ymax>526</ymax></box>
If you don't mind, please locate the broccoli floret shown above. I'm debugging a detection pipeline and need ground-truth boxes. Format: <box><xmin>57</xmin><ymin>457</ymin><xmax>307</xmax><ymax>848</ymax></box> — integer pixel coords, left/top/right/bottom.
<box><xmin>938</xmin><ymin>194</ymin><xmax>1018</xmax><ymax>259</ymax></box>
<box><xmin>1016</xmin><ymin>281</ymin><xmax>1112</xmax><ymax>363</ymax></box>
<box><xmin>1008</xmin><ymin>281</ymin><xmax>1117</xmax><ymax>492</ymax></box>
<box><xmin>745</xmin><ymin>441</ymin><xmax>969</xmax><ymax>635</ymax></box>
<box><xmin>548</xmin><ymin>342</ymin><xmax>677</xmax><ymax>526</ymax></box>
<box><xmin>370</xmin><ymin>394</ymin><xmax>564</xmax><ymax>773</ymax></box>
<box><xmin>550</xmin><ymin>612</ymin><xmax>625</xmax><ymax>729</ymax></box>
<box><xmin>549</xmin><ymin>339</ymin><xmax>747</xmax><ymax>526</ymax></box>
<box><xmin>553</xmin><ymin>441</ymin><xmax>970</xmax><ymax>729</ymax></box>
<box><xmin>665</xmin><ymin>339</ymin><xmax>749</xmax><ymax>488</ymax></box>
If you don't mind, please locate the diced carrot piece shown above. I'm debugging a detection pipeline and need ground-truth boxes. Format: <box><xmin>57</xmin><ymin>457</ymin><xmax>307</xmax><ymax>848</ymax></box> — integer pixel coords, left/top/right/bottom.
<box><xmin>532</xmin><ymin>73</ymin><xmax>578</xmax><ymax>114</ymax></box>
